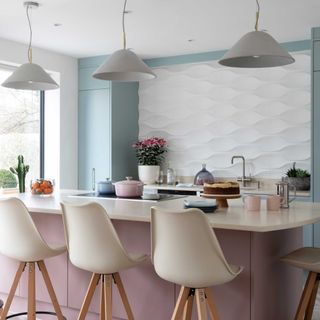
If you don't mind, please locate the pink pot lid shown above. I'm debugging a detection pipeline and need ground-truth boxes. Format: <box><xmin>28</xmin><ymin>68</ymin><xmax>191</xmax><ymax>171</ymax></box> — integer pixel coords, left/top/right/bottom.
<box><xmin>114</xmin><ymin>176</ymin><xmax>144</xmax><ymax>186</ymax></box>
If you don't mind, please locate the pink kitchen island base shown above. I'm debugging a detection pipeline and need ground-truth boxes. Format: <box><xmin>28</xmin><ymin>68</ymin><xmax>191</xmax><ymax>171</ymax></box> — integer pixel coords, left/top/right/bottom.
<box><xmin>0</xmin><ymin>191</ymin><xmax>316</xmax><ymax>320</ymax></box>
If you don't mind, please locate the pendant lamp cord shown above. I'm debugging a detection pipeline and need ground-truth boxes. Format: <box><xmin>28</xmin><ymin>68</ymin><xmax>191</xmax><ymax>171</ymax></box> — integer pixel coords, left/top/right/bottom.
<box><xmin>122</xmin><ymin>0</ymin><xmax>128</xmax><ymax>49</ymax></box>
<box><xmin>254</xmin><ymin>0</ymin><xmax>260</xmax><ymax>31</ymax></box>
<box><xmin>26</xmin><ymin>4</ymin><xmax>33</xmax><ymax>63</ymax></box>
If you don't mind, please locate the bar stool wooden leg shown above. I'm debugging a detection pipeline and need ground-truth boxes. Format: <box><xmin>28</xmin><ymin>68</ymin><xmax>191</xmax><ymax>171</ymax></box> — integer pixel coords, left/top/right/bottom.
<box><xmin>205</xmin><ymin>288</ymin><xmax>220</xmax><ymax>320</ymax></box>
<box><xmin>305</xmin><ymin>273</ymin><xmax>320</xmax><ymax>320</ymax></box>
<box><xmin>104</xmin><ymin>275</ymin><xmax>112</xmax><ymax>320</ymax></box>
<box><xmin>195</xmin><ymin>289</ymin><xmax>207</xmax><ymax>320</ymax></box>
<box><xmin>113</xmin><ymin>272</ymin><xmax>134</xmax><ymax>320</ymax></box>
<box><xmin>1</xmin><ymin>262</ymin><xmax>26</xmax><ymax>320</ymax></box>
<box><xmin>78</xmin><ymin>273</ymin><xmax>100</xmax><ymax>320</ymax></box>
<box><xmin>294</xmin><ymin>271</ymin><xmax>317</xmax><ymax>320</ymax></box>
<box><xmin>37</xmin><ymin>260</ymin><xmax>64</xmax><ymax>320</ymax></box>
<box><xmin>172</xmin><ymin>286</ymin><xmax>190</xmax><ymax>320</ymax></box>
<box><xmin>100</xmin><ymin>275</ymin><xmax>105</xmax><ymax>320</ymax></box>
<box><xmin>183</xmin><ymin>289</ymin><xmax>194</xmax><ymax>320</ymax></box>
<box><xmin>28</xmin><ymin>262</ymin><xmax>36</xmax><ymax>320</ymax></box>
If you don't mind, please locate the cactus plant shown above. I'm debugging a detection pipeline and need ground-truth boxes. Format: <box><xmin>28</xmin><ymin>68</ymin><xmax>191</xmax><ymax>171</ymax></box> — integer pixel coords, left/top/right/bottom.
<box><xmin>10</xmin><ymin>155</ymin><xmax>29</xmax><ymax>193</ymax></box>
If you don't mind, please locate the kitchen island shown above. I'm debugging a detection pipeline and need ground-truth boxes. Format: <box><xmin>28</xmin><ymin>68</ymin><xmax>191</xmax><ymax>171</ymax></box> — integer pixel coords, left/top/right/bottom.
<box><xmin>0</xmin><ymin>190</ymin><xmax>320</xmax><ymax>320</ymax></box>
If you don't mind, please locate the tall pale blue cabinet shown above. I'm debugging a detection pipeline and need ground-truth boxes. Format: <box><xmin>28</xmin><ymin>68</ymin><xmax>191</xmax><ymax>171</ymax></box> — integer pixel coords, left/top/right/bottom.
<box><xmin>78</xmin><ymin>57</ymin><xmax>139</xmax><ymax>190</ymax></box>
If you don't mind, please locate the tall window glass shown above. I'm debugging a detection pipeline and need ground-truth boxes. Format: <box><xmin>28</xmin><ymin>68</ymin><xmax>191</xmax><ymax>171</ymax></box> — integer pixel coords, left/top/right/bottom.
<box><xmin>0</xmin><ymin>67</ymin><xmax>40</xmax><ymax>189</ymax></box>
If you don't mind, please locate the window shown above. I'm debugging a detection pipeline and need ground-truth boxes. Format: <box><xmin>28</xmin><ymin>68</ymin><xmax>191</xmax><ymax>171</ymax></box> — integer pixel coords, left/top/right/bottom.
<box><xmin>0</xmin><ymin>66</ymin><xmax>41</xmax><ymax>189</ymax></box>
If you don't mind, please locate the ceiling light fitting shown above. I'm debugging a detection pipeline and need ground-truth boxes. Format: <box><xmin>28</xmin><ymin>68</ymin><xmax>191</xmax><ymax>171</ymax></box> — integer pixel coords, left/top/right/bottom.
<box><xmin>92</xmin><ymin>0</ymin><xmax>156</xmax><ymax>82</ymax></box>
<box><xmin>219</xmin><ymin>0</ymin><xmax>295</xmax><ymax>68</ymax></box>
<box><xmin>2</xmin><ymin>1</ymin><xmax>59</xmax><ymax>90</ymax></box>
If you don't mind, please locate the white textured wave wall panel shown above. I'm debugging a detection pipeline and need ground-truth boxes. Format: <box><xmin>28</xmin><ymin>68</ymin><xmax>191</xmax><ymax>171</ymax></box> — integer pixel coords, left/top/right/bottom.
<box><xmin>139</xmin><ymin>52</ymin><xmax>310</xmax><ymax>179</ymax></box>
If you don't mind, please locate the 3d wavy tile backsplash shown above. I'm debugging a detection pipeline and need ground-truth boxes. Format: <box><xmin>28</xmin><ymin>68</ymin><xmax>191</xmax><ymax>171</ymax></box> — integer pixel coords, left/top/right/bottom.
<box><xmin>138</xmin><ymin>52</ymin><xmax>310</xmax><ymax>179</ymax></box>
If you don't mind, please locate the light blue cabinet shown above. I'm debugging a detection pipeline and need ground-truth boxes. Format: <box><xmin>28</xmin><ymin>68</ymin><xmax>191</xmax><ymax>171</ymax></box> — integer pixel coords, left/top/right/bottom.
<box><xmin>78</xmin><ymin>58</ymin><xmax>139</xmax><ymax>190</ymax></box>
<box><xmin>78</xmin><ymin>89</ymin><xmax>111</xmax><ymax>190</ymax></box>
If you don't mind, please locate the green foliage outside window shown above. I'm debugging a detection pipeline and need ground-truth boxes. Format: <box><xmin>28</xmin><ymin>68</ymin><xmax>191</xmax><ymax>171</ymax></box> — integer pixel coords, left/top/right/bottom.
<box><xmin>0</xmin><ymin>169</ymin><xmax>17</xmax><ymax>188</ymax></box>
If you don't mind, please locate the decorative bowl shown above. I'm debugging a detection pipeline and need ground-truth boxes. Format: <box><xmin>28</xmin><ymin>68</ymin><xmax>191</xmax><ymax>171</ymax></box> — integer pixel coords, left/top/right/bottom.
<box><xmin>30</xmin><ymin>179</ymin><xmax>54</xmax><ymax>195</ymax></box>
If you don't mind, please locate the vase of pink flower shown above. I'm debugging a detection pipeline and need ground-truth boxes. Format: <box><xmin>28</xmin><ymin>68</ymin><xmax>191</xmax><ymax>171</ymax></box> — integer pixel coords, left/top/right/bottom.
<box><xmin>133</xmin><ymin>137</ymin><xmax>167</xmax><ymax>184</ymax></box>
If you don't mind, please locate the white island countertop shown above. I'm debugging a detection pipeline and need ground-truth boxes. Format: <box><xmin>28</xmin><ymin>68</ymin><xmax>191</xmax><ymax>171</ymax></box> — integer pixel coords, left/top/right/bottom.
<box><xmin>1</xmin><ymin>190</ymin><xmax>319</xmax><ymax>232</ymax></box>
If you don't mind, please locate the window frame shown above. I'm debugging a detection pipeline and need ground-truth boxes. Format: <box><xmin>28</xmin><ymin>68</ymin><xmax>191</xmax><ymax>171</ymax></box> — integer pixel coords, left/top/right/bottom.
<box><xmin>40</xmin><ymin>91</ymin><xmax>45</xmax><ymax>179</ymax></box>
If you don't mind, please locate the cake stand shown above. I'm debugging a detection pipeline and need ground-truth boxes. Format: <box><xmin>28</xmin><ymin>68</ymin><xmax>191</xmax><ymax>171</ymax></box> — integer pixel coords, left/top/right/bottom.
<box><xmin>200</xmin><ymin>193</ymin><xmax>241</xmax><ymax>208</ymax></box>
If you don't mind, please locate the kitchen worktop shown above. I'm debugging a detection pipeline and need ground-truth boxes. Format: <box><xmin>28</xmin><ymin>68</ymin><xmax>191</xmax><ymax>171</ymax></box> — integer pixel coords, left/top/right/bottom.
<box><xmin>2</xmin><ymin>189</ymin><xmax>319</xmax><ymax>232</ymax></box>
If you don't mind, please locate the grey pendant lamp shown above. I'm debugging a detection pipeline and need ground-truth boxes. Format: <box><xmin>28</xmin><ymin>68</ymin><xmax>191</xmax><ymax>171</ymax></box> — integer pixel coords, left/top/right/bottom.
<box><xmin>92</xmin><ymin>0</ymin><xmax>156</xmax><ymax>82</ymax></box>
<box><xmin>2</xmin><ymin>2</ymin><xmax>59</xmax><ymax>90</ymax></box>
<box><xmin>219</xmin><ymin>0</ymin><xmax>295</xmax><ymax>68</ymax></box>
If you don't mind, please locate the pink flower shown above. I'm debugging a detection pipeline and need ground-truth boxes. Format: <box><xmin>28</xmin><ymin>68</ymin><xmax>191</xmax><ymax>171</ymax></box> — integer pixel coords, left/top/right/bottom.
<box><xmin>132</xmin><ymin>137</ymin><xmax>168</xmax><ymax>165</ymax></box>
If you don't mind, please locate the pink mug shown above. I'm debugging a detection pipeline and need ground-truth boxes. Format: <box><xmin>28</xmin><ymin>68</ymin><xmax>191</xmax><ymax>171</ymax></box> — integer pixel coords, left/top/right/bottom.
<box><xmin>244</xmin><ymin>195</ymin><xmax>261</xmax><ymax>211</ymax></box>
<box><xmin>267</xmin><ymin>195</ymin><xmax>281</xmax><ymax>211</ymax></box>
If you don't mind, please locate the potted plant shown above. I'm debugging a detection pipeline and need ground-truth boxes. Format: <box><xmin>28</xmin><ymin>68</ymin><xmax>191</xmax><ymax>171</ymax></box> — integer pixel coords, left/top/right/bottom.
<box><xmin>285</xmin><ymin>162</ymin><xmax>310</xmax><ymax>191</ymax></box>
<box><xmin>133</xmin><ymin>137</ymin><xmax>167</xmax><ymax>184</ymax></box>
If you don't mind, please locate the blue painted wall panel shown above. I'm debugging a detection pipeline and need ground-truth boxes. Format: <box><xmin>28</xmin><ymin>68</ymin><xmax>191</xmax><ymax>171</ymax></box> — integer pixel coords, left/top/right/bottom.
<box><xmin>111</xmin><ymin>82</ymin><xmax>139</xmax><ymax>181</ymax></box>
<box><xmin>313</xmin><ymin>42</ymin><xmax>320</xmax><ymax>71</ymax></box>
<box><xmin>79</xmin><ymin>67</ymin><xmax>110</xmax><ymax>91</ymax></box>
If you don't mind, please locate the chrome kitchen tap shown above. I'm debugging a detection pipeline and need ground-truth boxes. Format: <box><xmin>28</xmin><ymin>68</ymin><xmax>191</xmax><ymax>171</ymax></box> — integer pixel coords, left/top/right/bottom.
<box><xmin>231</xmin><ymin>155</ymin><xmax>251</xmax><ymax>187</ymax></box>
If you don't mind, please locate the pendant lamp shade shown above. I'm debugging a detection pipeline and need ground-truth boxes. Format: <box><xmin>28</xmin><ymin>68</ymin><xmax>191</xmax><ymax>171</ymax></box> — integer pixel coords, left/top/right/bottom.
<box><xmin>219</xmin><ymin>31</ymin><xmax>295</xmax><ymax>68</ymax></box>
<box><xmin>2</xmin><ymin>62</ymin><xmax>59</xmax><ymax>90</ymax></box>
<box><xmin>93</xmin><ymin>49</ymin><xmax>156</xmax><ymax>81</ymax></box>
<box><xmin>1</xmin><ymin>2</ymin><xmax>59</xmax><ymax>91</ymax></box>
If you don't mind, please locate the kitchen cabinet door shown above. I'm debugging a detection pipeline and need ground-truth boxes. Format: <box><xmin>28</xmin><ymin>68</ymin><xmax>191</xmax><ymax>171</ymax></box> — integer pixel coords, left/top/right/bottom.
<box><xmin>78</xmin><ymin>89</ymin><xmax>111</xmax><ymax>190</ymax></box>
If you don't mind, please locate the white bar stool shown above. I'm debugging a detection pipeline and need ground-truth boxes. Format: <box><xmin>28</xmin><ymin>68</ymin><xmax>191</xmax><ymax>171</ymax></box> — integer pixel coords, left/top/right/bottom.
<box><xmin>151</xmin><ymin>207</ymin><xmax>243</xmax><ymax>320</ymax></box>
<box><xmin>60</xmin><ymin>202</ymin><xmax>148</xmax><ymax>320</ymax></box>
<box><xmin>0</xmin><ymin>198</ymin><xmax>66</xmax><ymax>320</ymax></box>
<box><xmin>281</xmin><ymin>247</ymin><xmax>320</xmax><ymax>320</ymax></box>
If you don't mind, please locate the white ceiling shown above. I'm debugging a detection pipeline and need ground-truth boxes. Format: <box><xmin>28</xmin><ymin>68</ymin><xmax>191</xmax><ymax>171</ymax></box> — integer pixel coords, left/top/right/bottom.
<box><xmin>0</xmin><ymin>0</ymin><xmax>319</xmax><ymax>59</ymax></box>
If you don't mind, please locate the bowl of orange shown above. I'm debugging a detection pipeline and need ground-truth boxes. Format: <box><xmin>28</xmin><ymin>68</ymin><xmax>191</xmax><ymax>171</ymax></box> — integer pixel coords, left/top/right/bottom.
<box><xmin>31</xmin><ymin>179</ymin><xmax>54</xmax><ymax>195</ymax></box>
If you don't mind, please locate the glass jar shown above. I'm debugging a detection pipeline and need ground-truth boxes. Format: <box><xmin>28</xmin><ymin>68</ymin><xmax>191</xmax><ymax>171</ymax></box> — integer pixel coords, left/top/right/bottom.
<box><xmin>167</xmin><ymin>167</ymin><xmax>175</xmax><ymax>185</ymax></box>
<box><xmin>194</xmin><ymin>164</ymin><xmax>214</xmax><ymax>185</ymax></box>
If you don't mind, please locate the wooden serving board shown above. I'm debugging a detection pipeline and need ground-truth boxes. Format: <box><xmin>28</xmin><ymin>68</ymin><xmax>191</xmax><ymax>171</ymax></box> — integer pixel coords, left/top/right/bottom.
<box><xmin>200</xmin><ymin>193</ymin><xmax>241</xmax><ymax>208</ymax></box>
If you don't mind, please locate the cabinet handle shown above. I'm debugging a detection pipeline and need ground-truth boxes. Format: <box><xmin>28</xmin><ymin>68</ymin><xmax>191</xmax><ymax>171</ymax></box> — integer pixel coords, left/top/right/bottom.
<box><xmin>92</xmin><ymin>168</ymin><xmax>96</xmax><ymax>191</ymax></box>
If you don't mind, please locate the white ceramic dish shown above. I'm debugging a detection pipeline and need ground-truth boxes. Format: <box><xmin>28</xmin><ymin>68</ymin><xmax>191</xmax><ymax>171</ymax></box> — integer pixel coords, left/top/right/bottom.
<box><xmin>142</xmin><ymin>193</ymin><xmax>160</xmax><ymax>200</ymax></box>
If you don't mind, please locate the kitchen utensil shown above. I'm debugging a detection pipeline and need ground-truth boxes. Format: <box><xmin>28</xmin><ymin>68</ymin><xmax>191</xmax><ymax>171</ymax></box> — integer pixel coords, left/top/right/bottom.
<box><xmin>142</xmin><ymin>193</ymin><xmax>161</xmax><ymax>200</ymax></box>
<box><xmin>167</xmin><ymin>166</ymin><xmax>175</xmax><ymax>185</ymax></box>
<box><xmin>97</xmin><ymin>178</ymin><xmax>115</xmax><ymax>194</ymax></box>
<box><xmin>276</xmin><ymin>178</ymin><xmax>296</xmax><ymax>208</ymax></box>
<box><xmin>194</xmin><ymin>164</ymin><xmax>214</xmax><ymax>185</ymax></box>
<box><xmin>183</xmin><ymin>199</ymin><xmax>218</xmax><ymax>213</ymax></box>
<box><xmin>113</xmin><ymin>177</ymin><xmax>144</xmax><ymax>198</ymax></box>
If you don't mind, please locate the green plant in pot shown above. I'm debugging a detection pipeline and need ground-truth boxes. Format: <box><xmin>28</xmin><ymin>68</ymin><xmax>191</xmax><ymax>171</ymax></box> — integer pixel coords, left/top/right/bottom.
<box><xmin>285</xmin><ymin>162</ymin><xmax>310</xmax><ymax>191</ymax></box>
<box><xmin>133</xmin><ymin>137</ymin><xmax>167</xmax><ymax>184</ymax></box>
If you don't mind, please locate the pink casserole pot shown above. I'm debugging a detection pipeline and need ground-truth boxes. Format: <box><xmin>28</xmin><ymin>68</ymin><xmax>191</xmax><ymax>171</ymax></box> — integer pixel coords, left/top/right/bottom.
<box><xmin>113</xmin><ymin>177</ymin><xmax>144</xmax><ymax>197</ymax></box>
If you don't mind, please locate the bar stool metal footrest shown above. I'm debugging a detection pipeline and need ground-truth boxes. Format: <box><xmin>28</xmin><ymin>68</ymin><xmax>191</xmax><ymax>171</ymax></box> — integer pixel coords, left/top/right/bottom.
<box><xmin>6</xmin><ymin>311</ymin><xmax>67</xmax><ymax>319</ymax></box>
